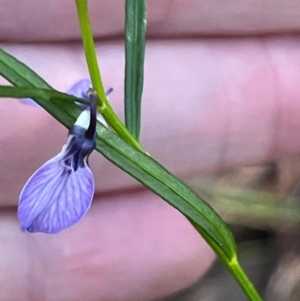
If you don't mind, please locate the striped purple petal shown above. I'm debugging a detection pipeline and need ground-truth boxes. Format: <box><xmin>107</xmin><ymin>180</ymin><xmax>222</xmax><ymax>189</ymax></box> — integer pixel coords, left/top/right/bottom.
<box><xmin>18</xmin><ymin>152</ymin><xmax>94</xmax><ymax>234</ymax></box>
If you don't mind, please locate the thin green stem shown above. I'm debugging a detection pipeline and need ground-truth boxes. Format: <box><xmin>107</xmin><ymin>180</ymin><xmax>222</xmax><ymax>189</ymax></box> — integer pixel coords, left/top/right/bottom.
<box><xmin>227</xmin><ymin>256</ymin><xmax>263</xmax><ymax>301</ymax></box>
<box><xmin>75</xmin><ymin>0</ymin><xmax>144</xmax><ymax>152</ymax></box>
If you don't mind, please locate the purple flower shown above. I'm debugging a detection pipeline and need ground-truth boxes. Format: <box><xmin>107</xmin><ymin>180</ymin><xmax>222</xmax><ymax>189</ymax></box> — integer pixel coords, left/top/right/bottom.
<box><xmin>17</xmin><ymin>90</ymin><xmax>98</xmax><ymax>234</ymax></box>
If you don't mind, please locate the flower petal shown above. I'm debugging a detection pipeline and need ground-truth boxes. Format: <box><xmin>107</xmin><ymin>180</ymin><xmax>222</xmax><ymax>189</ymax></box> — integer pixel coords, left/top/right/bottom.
<box><xmin>19</xmin><ymin>97</ymin><xmax>40</xmax><ymax>107</ymax></box>
<box><xmin>96</xmin><ymin>112</ymin><xmax>108</xmax><ymax>127</ymax></box>
<box><xmin>18</xmin><ymin>154</ymin><xmax>94</xmax><ymax>234</ymax></box>
<box><xmin>66</xmin><ymin>78</ymin><xmax>92</xmax><ymax>99</ymax></box>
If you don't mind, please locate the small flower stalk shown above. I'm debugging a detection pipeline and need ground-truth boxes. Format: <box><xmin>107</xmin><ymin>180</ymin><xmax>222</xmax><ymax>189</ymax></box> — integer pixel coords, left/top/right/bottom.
<box><xmin>18</xmin><ymin>89</ymin><xmax>99</xmax><ymax>234</ymax></box>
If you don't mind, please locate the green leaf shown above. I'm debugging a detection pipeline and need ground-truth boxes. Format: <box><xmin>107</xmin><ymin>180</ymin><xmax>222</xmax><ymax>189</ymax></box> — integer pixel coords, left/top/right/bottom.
<box><xmin>0</xmin><ymin>85</ymin><xmax>86</xmax><ymax>104</ymax></box>
<box><xmin>0</xmin><ymin>48</ymin><xmax>81</xmax><ymax>127</ymax></box>
<box><xmin>124</xmin><ymin>0</ymin><xmax>147</xmax><ymax>140</ymax></box>
<box><xmin>95</xmin><ymin>123</ymin><xmax>237</xmax><ymax>261</ymax></box>
<box><xmin>0</xmin><ymin>84</ymin><xmax>236</xmax><ymax>262</ymax></box>
<box><xmin>0</xmin><ymin>47</ymin><xmax>236</xmax><ymax>260</ymax></box>
<box><xmin>0</xmin><ymin>46</ymin><xmax>262</xmax><ymax>301</ymax></box>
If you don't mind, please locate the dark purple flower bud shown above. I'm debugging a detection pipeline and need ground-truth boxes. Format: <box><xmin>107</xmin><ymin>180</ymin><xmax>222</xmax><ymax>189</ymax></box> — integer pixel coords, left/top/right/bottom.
<box><xmin>17</xmin><ymin>90</ymin><xmax>99</xmax><ymax>234</ymax></box>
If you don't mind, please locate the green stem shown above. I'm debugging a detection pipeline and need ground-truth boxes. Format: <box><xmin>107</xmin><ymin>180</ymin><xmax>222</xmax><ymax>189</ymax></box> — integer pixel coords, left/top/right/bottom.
<box><xmin>227</xmin><ymin>256</ymin><xmax>263</xmax><ymax>301</ymax></box>
<box><xmin>75</xmin><ymin>0</ymin><xmax>144</xmax><ymax>152</ymax></box>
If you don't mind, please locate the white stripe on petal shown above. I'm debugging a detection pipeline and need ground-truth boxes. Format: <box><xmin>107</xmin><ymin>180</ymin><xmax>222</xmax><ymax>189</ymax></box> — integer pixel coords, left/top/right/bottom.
<box><xmin>96</xmin><ymin>112</ymin><xmax>108</xmax><ymax>128</ymax></box>
<box><xmin>74</xmin><ymin>110</ymin><xmax>91</xmax><ymax>130</ymax></box>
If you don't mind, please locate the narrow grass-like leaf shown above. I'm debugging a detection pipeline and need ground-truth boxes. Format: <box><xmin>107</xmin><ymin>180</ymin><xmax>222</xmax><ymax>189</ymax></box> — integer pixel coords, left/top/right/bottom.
<box><xmin>0</xmin><ymin>85</ymin><xmax>87</xmax><ymax>104</ymax></box>
<box><xmin>0</xmin><ymin>49</ymin><xmax>236</xmax><ymax>260</ymax></box>
<box><xmin>95</xmin><ymin>124</ymin><xmax>236</xmax><ymax>260</ymax></box>
<box><xmin>124</xmin><ymin>0</ymin><xmax>147</xmax><ymax>140</ymax></box>
<box><xmin>0</xmin><ymin>85</ymin><xmax>236</xmax><ymax>262</ymax></box>
<box><xmin>0</xmin><ymin>48</ymin><xmax>81</xmax><ymax>127</ymax></box>
<box><xmin>0</xmin><ymin>49</ymin><xmax>263</xmax><ymax>301</ymax></box>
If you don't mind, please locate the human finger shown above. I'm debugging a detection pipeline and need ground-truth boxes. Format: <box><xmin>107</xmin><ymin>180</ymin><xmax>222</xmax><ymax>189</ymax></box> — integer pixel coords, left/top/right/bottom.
<box><xmin>1</xmin><ymin>37</ymin><xmax>300</xmax><ymax>205</ymax></box>
<box><xmin>1</xmin><ymin>0</ymin><xmax>300</xmax><ymax>41</ymax></box>
<box><xmin>0</xmin><ymin>190</ymin><xmax>214</xmax><ymax>301</ymax></box>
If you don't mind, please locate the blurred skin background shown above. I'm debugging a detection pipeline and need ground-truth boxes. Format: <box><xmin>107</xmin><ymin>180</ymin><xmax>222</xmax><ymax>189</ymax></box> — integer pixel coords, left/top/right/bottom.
<box><xmin>1</xmin><ymin>0</ymin><xmax>300</xmax><ymax>300</ymax></box>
